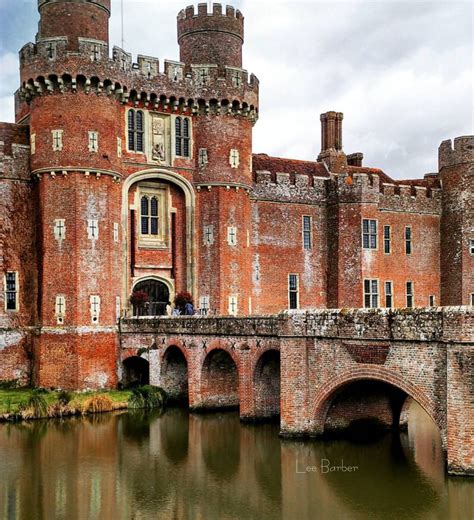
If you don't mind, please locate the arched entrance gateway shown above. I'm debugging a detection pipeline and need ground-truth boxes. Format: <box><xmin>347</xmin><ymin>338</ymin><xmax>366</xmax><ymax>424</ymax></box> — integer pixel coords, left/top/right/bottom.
<box><xmin>132</xmin><ymin>278</ymin><xmax>170</xmax><ymax>316</ymax></box>
<box><xmin>121</xmin><ymin>169</ymin><xmax>196</xmax><ymax>316</ymax></box>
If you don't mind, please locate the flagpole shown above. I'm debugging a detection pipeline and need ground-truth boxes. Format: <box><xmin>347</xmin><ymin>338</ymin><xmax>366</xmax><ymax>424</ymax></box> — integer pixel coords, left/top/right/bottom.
<box><xmin>121</xmin><ymin>0</ymin><xmax>124</xmax><ymax>48</ymax></box>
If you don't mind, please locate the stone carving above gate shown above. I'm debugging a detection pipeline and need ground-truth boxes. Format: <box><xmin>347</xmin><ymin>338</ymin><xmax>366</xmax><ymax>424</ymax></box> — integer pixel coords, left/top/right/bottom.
<box><xmin>150</xmin><ymin>114</ymin><xmax>170</xmax><ymax>165</ymax></box>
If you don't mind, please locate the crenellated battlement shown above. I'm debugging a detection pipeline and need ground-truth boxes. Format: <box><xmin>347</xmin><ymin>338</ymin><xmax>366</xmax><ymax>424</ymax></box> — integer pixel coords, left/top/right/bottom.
<box><xmin>17</xmin><ymin>41</ymin><xmax>259</xmax><ymax>122</ymax></box>
<box><xmin>251</xmin><ymin>168</ymin><xmax>442</xmax><ymax>214</ymax></box>
<box><xmin>438</xmin><ymin>136</ymin><xmax>474</xmax><ymax>170</ymax></box>
<box><xmin>178</xmin><ymin>3</ymin><xmax>243</xmax><ymax>21</ymax></box>
<box><xmin>252</xmin><ymin>170</ymin><xmax>328</xmax><ymax>204</ymax></box>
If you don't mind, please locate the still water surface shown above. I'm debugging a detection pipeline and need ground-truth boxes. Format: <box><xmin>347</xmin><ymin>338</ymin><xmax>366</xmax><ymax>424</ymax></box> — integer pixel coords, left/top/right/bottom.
<box><xmin>0</xmin><ymin>402</ymin><xmax>472</xmax><ymax>520</ymax></box>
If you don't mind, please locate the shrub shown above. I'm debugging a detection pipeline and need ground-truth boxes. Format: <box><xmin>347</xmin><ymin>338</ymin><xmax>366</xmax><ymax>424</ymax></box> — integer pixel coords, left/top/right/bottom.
<box><xmin>0</xmin><ymin>379</ymin><xmax>22</xmax><ymax>390</ymax></box>
<box><xmin>82</xmin><ymin>394</ymin><xmax>114</xmax><ymax>414</ymax></box>
<box><xmin>57</xmin><ymin>390</ymin><xmax>72</xmax><ymax>405</ymax></box>
<box><xmin>18</xmin><ymin>389</ymin><xmax>48</xmax><ymax>418</ymax></box>
<box><xmin>128</xmin><ymin>386</ymin><xmax>167</xmax><ymax>409</ymax></box>
<box><xmin>129</xmin><ymin>290</ymin><xmax>150</xmax><ymax>307</ymax></box>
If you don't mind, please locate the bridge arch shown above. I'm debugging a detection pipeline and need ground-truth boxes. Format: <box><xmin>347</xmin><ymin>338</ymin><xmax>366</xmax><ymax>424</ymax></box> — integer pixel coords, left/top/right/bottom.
<box><xmin>123</xmin><ymin>355</ymin><xmax>150</xmax><ymax>387</ymax></box>
<box><xmin>200</xmin><ymin>348</ymin><xmax>239</xmax><ymax>410</ymax></box>
<box><xmin>161</xmin><ymin>345</ymin><xmax>188</xmax><ymax>403</ymax></box>
<box><xmin>311</xmin><ymin>366</ymin><xmax>444</xmax><ymax>446</ymax></box>
<box><xmin>253</xmin><ymin>349</ymin><xmax>280</xmax><ymax>418</ymax></box>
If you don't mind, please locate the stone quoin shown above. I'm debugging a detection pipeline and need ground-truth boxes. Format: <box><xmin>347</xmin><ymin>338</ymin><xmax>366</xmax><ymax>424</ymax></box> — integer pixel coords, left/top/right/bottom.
<box><xmin>0</xmin><ymin>1</ymin><xmax>472</xmax><ymax>476</ymax></box>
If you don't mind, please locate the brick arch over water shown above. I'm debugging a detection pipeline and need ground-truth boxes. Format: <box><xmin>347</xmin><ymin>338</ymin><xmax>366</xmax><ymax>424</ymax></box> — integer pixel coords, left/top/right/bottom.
<box><xmin>310</xmin><ymin>366</ymin><xmax>444</xmax><ymax>446</ymax></box>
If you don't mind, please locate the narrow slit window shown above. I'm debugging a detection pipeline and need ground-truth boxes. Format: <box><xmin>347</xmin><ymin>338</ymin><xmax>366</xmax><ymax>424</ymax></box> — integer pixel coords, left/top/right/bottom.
<box><xmin>406</xmin><ymin>281</ymin><xmax>414</xmax><ymax>308</ymax></box>
<box><xmin>5</xmin><ymin>271</ymin><xmax>18</xmax><ymax>311</ymax></box>
<box><xmin>384</xmin><ymin>225</ymin><xmax>391</xmax><ymax>254</ymax></box>
<box><xmin>288</xmin><ymin>274</ymin><xmax>299</xmax><ymax>310</ymax></box>
<box><xmin>303</xmin><ymin>216</ymin><xmax>312</xmax><ymax>250</ymax></box>
<box><xmin>405</xmin><ymin>227</ymin><xmax>412</xmax><ymax>255</ymax></box>
<box><xmin>385</xmin><ymin>281</ymin><xmax>393</xmax><ymax>308</ymax></box>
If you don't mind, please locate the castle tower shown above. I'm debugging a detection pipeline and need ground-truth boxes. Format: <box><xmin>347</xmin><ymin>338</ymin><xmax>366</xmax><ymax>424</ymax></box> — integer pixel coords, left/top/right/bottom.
<box><xmin>439</xmin><ymin>136</ymin><xmax>474</xmax><ymax>306</ymax></box>
<box><xmin>178</xmin><ymin>3</ymin><xmax>244</xmax><ymax>69</ymax></box>
<box><xmin>21</xmin><ymin>0</ymin><xmax>121</xmax><ymax>388</ymax></box>
<box><xmin>37</xmin><ymin>0</ymin><xmax>110</xmax><ymax>50</ymax></box>
<box><xmin>177</xmin><ymin>4</ymin><xmax>256</xmax><ymax>316</ymax></box>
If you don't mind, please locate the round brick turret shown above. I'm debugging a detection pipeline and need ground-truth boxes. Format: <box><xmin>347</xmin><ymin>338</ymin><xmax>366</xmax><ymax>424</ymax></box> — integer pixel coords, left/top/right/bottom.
<box><xmin>37</xmin><ymin>0</ymin><xmax>111</xmax><ymax>50</ymax></box>
<box><xmin>177</xmin><ymin>3</ymin><xmax>244</xmax><ymax>68</ymax></box>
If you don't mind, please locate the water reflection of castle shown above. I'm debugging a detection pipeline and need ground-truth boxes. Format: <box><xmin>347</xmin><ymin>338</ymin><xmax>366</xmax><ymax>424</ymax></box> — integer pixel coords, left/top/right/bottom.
<box><xmin>0</xmin><ymin>405</ymin><xmax>470</xmax><ymax>520</ymax></box>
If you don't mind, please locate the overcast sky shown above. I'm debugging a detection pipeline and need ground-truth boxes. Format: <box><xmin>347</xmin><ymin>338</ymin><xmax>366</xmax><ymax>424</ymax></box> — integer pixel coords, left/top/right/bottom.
<box><xmin>0</xmin><ymin>0</ymin><xmax>472</xmax><ymax>179</ymax></box>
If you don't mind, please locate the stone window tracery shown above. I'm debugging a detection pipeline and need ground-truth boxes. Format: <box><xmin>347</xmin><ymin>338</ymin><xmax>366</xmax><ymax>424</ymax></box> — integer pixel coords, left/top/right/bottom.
<box><xmin>406</xmin><ymin>281</ymin><xmax>414</xmax><ymax>308</ymax></box>
<box><xmin>137</xmin><ymin>185</ymin><xmax>168</xmax><ymax>248</ymax></box>
<box><xmin>128</xmin><ymin>109</ymin><xmax>144</xmax><ymax>152</ymax></box>
<box><xmin>175</xmin><ymin>117</ymin><xmax>190</xmax><ymax>158</ymax></box>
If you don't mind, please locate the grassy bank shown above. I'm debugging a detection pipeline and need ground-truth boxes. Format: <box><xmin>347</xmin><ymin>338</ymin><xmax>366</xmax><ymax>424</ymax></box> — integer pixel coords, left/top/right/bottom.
<box><xmin>0</xmin><ymin>386</ymin><xmax>166</xmax><ymax>422</ymax></box>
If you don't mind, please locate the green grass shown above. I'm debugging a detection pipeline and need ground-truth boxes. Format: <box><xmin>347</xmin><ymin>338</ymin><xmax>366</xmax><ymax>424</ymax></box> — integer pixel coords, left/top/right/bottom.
<box><xmin>0</xmin><ymin>388</ymin><xmax>133</xmax><ymax>415</ymax></box>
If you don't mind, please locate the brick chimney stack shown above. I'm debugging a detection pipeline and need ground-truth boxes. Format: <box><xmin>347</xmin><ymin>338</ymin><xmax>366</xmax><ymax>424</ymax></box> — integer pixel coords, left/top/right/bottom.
<box><xmin>318</xmin><ymin>111</ymin><xmax>347</xmax><ymax>172</ymax></box>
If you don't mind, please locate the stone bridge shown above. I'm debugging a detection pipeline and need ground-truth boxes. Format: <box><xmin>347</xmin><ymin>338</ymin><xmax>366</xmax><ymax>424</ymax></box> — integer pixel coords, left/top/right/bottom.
<box><xmin>119</xmin><ymin>307</ymin><xmax>474</xmax><ymax>476</ymax></box>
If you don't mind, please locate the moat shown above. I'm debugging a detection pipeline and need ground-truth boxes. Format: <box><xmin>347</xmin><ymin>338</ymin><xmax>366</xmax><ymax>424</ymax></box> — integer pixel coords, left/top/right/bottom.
<box><xmin>0</xmin><ymin>401</ymin><xmax>472</xmax><ymax>520</ymax></box>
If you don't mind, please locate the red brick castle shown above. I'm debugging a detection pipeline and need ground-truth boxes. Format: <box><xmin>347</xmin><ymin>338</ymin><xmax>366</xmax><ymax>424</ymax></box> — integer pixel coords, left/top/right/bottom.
<box><xmin>0</xmin><ymin>1</ymin><xmax>473</xmax><ymax>389</ymax></box>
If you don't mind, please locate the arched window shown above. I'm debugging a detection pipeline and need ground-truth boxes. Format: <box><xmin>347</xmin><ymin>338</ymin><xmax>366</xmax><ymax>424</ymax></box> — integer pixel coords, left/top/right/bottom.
<box><xmin>140</xmin><ymin>195</ymin><xmax>159</xmax><ymax>236</ymax></box>
<box><xmin>175</xmin><ymin>117</ymin><xmax>190</xmax><ymax>158</ymax></box>
<box><xmin>128</xmin><ymin>109</ymin><xmax>144</xmax><ymax>152</ymax></box>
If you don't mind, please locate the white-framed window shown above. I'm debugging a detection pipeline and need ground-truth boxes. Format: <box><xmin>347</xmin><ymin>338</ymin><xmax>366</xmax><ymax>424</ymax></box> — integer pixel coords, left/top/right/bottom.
<box><xmin>227</xmin><ymin>226</ymin><xmax>237</xmax><ymax>246</ymax></box>
<box><xmin>31</xmin><ymin>133</ymin><xmax>36</xmax><ymax>155</ymax></box>
<box><xmin>4</xmin><ymin>271</ymin><xmax>18</xmax><ymax>311</ymax></box>
<box><xmin>54</xmin><ymin>219</ymin><xmax>66</xmax><ymax>241</ymax></box>
<box><xmin>470</xmin><ymin>239</ymin><xmax>474</xmax><ymax>256</ymax></box>
<box><xmin>362</xmin><ymin>219</ymin><xmax>377</xmax><ymax>249</ymax></box>
<box><xmin>115</xmin><ymin>296</ymin><xmax>121</xmax><ymax>321</ymax></box>
<box><xmin>90</xmin><ymin>295</ymin><xmax>101</xmax><ymax>324</ymax></box>
<box><xmin>228</xmin><ymin>295</ymin><xmax>238</xmax><ymax>316</ymax></box>
<box><xmin>429</xmin><ymin>295</ymin><xmax>435</xmax><ymax>307</ymax></box>
<box><xmin>137</xmin><ymin>184</ymin><xmax>168</xmax><ymax>247</ymax></box>
<box><xmin>175</xmin><ymin>116</ymin><xmax>190</xmax><ymax>157</ymax></box>
<box><xmin>406</xmin><ymin>281</ymin><xmax>414</xmax><ymax>308</ymax></box>
<box><xmin>128</xmin><ymin>109</ymin><xmax>144</xmax><ymax>152</ymax></box>
<box><xmin>198</xmin><ymin>148</ymin><xmax>208</xmax><ymax>167</ymax></box>
<box><xmin>229</xmin><ymin>149</ymin><xmax>240</xmax><ymax>168</ymax></box>
<box><xmin>203</xmin><ymin>225</ymin><xmax>214</xmax><ymax>246</ymax></box>
<box><xmin>364</xmin><ymin>279</ymin><xmax>379</xmax><ymax>308</ymax></box>
<box><xmin>52</xmin><ymin>129</ymin><xmax>63</xmax><ymax>151</ymax></box>
<box><xmin>384</xmin><ymin>281</ymin><xmax>393</xmax><ymax>308</ymax></box>
<box><xmin>140</xmin><ymin>194</ymin><xmax>159</xmax><ymax>236</ymax></box>
<box><xmin>117</xmin><ymin>137</ymin><xmax>122</xmax><ymax>158</ymax></box>
<box><xmin>113</xmin><ymin>223</ymin><xmax>119</xmax><ymax>242</ymax></box>
<box><xmin>199</xmin><ymin>296</ymin><xmax>210</xmax><ymax>315</ymax></box>
<box><xmin>470</xmin><ymin>294</ymin><xmax>474</xmax><ymax>306</ymax></box>
<box><xmin>288</xmin><ymin>274</ymin><xmax>299</xmax><ymax>310</ymax></box>
<box><xmin>88</xmin><ymin>131</ymin><xmax>99</xmax><ymax>152</ymax></box>
<box><xmin>405</xmin><ymin>227</ymin><xmax>412</xmax><ymax>255</ymax></box>
<box><xmin>55</xmin><ymin>295</ymin><xmax>66</xmax><ymax>325</ymax></box>
<box><xmin>87</xmin><ymin>220</ymin><xmax>99</xmax><ymax>240</ymax></box>
<box><xmin>303</xmin><ymin>215</ymin><xmax>312</xmax><ymax>250</ymax></box>
<box><xmin>383</xmin><ymin>225</ymin><xmax>391</xmax><ymax>254</ymax></box>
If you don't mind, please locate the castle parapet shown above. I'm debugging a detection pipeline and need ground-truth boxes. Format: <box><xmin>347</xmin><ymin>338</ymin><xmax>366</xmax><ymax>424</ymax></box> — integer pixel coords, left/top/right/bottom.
<box><xmin>252</xmin><ymin>171</ymin><xmax>328</xmax><ymax>204</ymax></box>
<box><xmin>439</xmin><ymin>136</ymin><xmax>474</xmax><ymax>170</ymax></box>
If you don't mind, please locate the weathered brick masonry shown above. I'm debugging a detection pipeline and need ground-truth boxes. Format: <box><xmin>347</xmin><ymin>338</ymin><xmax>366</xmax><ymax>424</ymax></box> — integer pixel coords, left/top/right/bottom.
<box><xmin>120</xmin><ymin>307</ymin><xmax>473</xmax><ymax>475</ymax></box>
<box><xmin>0</xmin><ymin>0</ymin><xmax>473</xmax><ymax>474</ymax></box>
